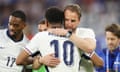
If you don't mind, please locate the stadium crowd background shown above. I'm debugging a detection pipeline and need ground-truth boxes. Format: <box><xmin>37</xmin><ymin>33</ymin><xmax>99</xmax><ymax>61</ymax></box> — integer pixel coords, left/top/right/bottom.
<box><xmin>0</xmin><ymin>0</ymin><xmax>120</xmax><ymax>49</ymax></box>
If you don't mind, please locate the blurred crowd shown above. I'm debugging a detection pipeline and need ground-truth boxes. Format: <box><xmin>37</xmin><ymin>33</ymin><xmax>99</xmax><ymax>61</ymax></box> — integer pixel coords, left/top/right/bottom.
<box><xmin>0</xmin><ymin>0</ymin><xmax>120</xmax><ymax>48</ymax></box>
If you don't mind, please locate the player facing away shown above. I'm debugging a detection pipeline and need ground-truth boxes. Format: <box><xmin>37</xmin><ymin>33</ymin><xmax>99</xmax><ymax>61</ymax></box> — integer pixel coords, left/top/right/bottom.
<box><xmin>0</xmin><ymin>10</ymin><xmax>29</xmax><ymax>72</ymax></box>
<box><xmin>16</xmin><ymin>7</ymin><xmax>83</xmax><ymax>72</ymax></box>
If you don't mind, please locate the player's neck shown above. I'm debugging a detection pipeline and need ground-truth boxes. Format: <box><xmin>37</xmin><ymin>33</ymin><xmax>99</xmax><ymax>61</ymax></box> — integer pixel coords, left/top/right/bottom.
<box><xmin>14</xmin><ymin>34</ymin><xmax>23</xmax><ymax>41</ymax></box>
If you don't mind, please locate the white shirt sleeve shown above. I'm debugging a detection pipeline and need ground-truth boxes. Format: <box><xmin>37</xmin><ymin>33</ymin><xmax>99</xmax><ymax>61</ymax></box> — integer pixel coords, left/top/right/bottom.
<box><xmin>76</xmin><ymin>28</ymin><xmax>96</xmax><ymax>42</ymax></box>
<box><xmin>24</xmin><ymin>33</ymin><xmax>40</xmax><ymax>55</ymax></box>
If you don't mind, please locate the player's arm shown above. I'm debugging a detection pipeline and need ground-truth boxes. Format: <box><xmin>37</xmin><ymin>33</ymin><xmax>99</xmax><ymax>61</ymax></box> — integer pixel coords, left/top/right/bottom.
<box><xmin>69</xmin><ymin>33</ymin><xmax>96</xmax><ymax>53</ymax></box>
<box><xmin>16</xmin><ymin>49</ymin><xmax>33</xmax><ymax>65</ymax></box>
<box><xmin>16</xmin><ymin>49</ymin><xmax>60</xmax><ymax>67</ymax></box>
<box><xmin>85</xmin><ymin>51</ymin><xmax>104</xmax><ymax>67</ymax></box>
<box><xmin>16</xmin><ymin>34</ymin><xmax>40</xmax><ymax>65</ymax></box>
<box><xmin>48</xmin><ymin>28</ymin><xmax>96</xmax><ymax>53</ymax></box>
<box><xmin>16</xmin><ymin>33</ymin><xmax>41</xmax><ymax>65</ymax></box>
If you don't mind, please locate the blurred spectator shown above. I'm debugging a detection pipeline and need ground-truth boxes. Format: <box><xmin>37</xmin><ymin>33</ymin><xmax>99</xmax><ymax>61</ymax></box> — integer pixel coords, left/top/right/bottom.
<box><xmin>96</xmin><ymin>23</ymin><xmax>120</xmax><ymax>72</ymax></box>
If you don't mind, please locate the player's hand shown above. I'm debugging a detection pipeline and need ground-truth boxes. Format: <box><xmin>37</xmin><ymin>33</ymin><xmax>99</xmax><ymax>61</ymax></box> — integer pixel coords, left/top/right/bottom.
<box><xmin>39</xmin><ymin>53</ymin><xmax>60</xmax><ymax>67</ymax></box>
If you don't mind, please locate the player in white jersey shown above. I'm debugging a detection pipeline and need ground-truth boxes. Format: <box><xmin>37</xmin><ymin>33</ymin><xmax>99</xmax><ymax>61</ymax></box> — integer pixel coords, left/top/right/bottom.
<box><xmin>16</xmin><ymin>7</ymin><xmax>63</xmax><ymax>71</ymax></box>
<box><xmin>29</xmin><ymin>31</ymin><xmax>82</xmax><ymax>72</ymax></box>
<box><xmin>48</xmin><ymin>4</ymin><xmax>103</xmax><ymax>72</ymax></box>
<box><xmin>16</xmin><ymin>7</ymin><xmax>81</xmax><ymax>72</ymax></box>
<box><xmin>0</xmin><ymin>10</ymin><xmax>29</xmax><ymax>72</ymax></box>
<box><xmin>31</xmin><ymin>28</ymin><xmax>95</xmax><ymax>72</ymax></box>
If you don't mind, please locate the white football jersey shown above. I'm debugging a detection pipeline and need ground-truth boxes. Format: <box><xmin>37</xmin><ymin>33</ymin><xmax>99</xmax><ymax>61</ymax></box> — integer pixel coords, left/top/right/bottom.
<box><xmin>76</xmin><ymin>28</ymin><xmax>96</xmax><ymax>72</ymax></box>
<box><xmin>25</xmin><ymin>28</ymin><xmax>96</xmax><ymax>72</ymax></box>
<box><xmin>0</xmin><ymin>29</ymin><xmax>29</xmax><ymax>72</ymax></box>
<box><xmin>76</xmin><ymin>28</ymin><xmax>96</xmax><ymax>41</ymax></box>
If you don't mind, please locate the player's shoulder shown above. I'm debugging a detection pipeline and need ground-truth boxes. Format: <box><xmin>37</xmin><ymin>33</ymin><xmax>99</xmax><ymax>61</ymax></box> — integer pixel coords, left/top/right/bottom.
<box><xmin>76</xmin><ymin>27</ymin><xmax>95</xmax><ymax>34</ymax></box>
<box><xmin>37</xmin><ymin>31</ymin><xmax>59</xmax><ymax>37</ymax></box>
<box><xmin>34</xmin><ymin>31</ymin><xmax>66</xmax><ymax>40</ymax></box>
<box><xmin>0</xmin><ymin>29</ymin><xmax>7</xmax><ymax>36</ymax></box>
<box><xmin>0</xmin><ymin>28</ymin><xmax>7</xmax><ymax>32</ymax></box>
<box><xmin>36</xmin><ymin>31</ymin><xmax>49</xmax><ymax>36</ymax></box>
<box><xmin>33</xmin><ymin>31</ymin><xmax>50</xmax><ymax>39</ymax></box>
<box><xmin>77</xmin><ymin>27</ymin><xmax>94</xmax><ymax>32</ymax></box>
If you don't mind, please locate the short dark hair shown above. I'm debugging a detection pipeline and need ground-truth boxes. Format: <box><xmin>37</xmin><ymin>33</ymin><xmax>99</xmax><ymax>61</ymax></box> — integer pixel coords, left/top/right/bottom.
<box><xmin>11</xmin><ymin>10</ymin><xmax>26</xmax><ymax>22</ymax></box>
<box><xmin>105</xmin><ymin>23</ymin><xmax>120</xmax><ymax>38</ymax></box>
<box><xmin>45</xmin><ymin>7</ymin><xmax>64</xmax><ymax>24</ymax></box>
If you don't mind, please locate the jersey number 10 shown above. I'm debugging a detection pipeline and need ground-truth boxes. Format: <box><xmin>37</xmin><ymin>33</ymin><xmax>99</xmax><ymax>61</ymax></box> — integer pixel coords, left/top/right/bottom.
<box><xmin>50</xmin><ymin>40</ymin><xmax>74</xmax><ymax>66</ymax></box>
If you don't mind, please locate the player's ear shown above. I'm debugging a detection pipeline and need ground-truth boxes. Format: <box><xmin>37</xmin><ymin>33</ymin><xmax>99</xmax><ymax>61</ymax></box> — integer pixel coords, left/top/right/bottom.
<box><xmin>24</xmin><ymin>22</ymin><xmax>26</xmax><ymax>27</ymax></box>
<box><xmin>22</xmin><ymin>22</ymin><xmax>26</xmax><ymax>29</ymax></box>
